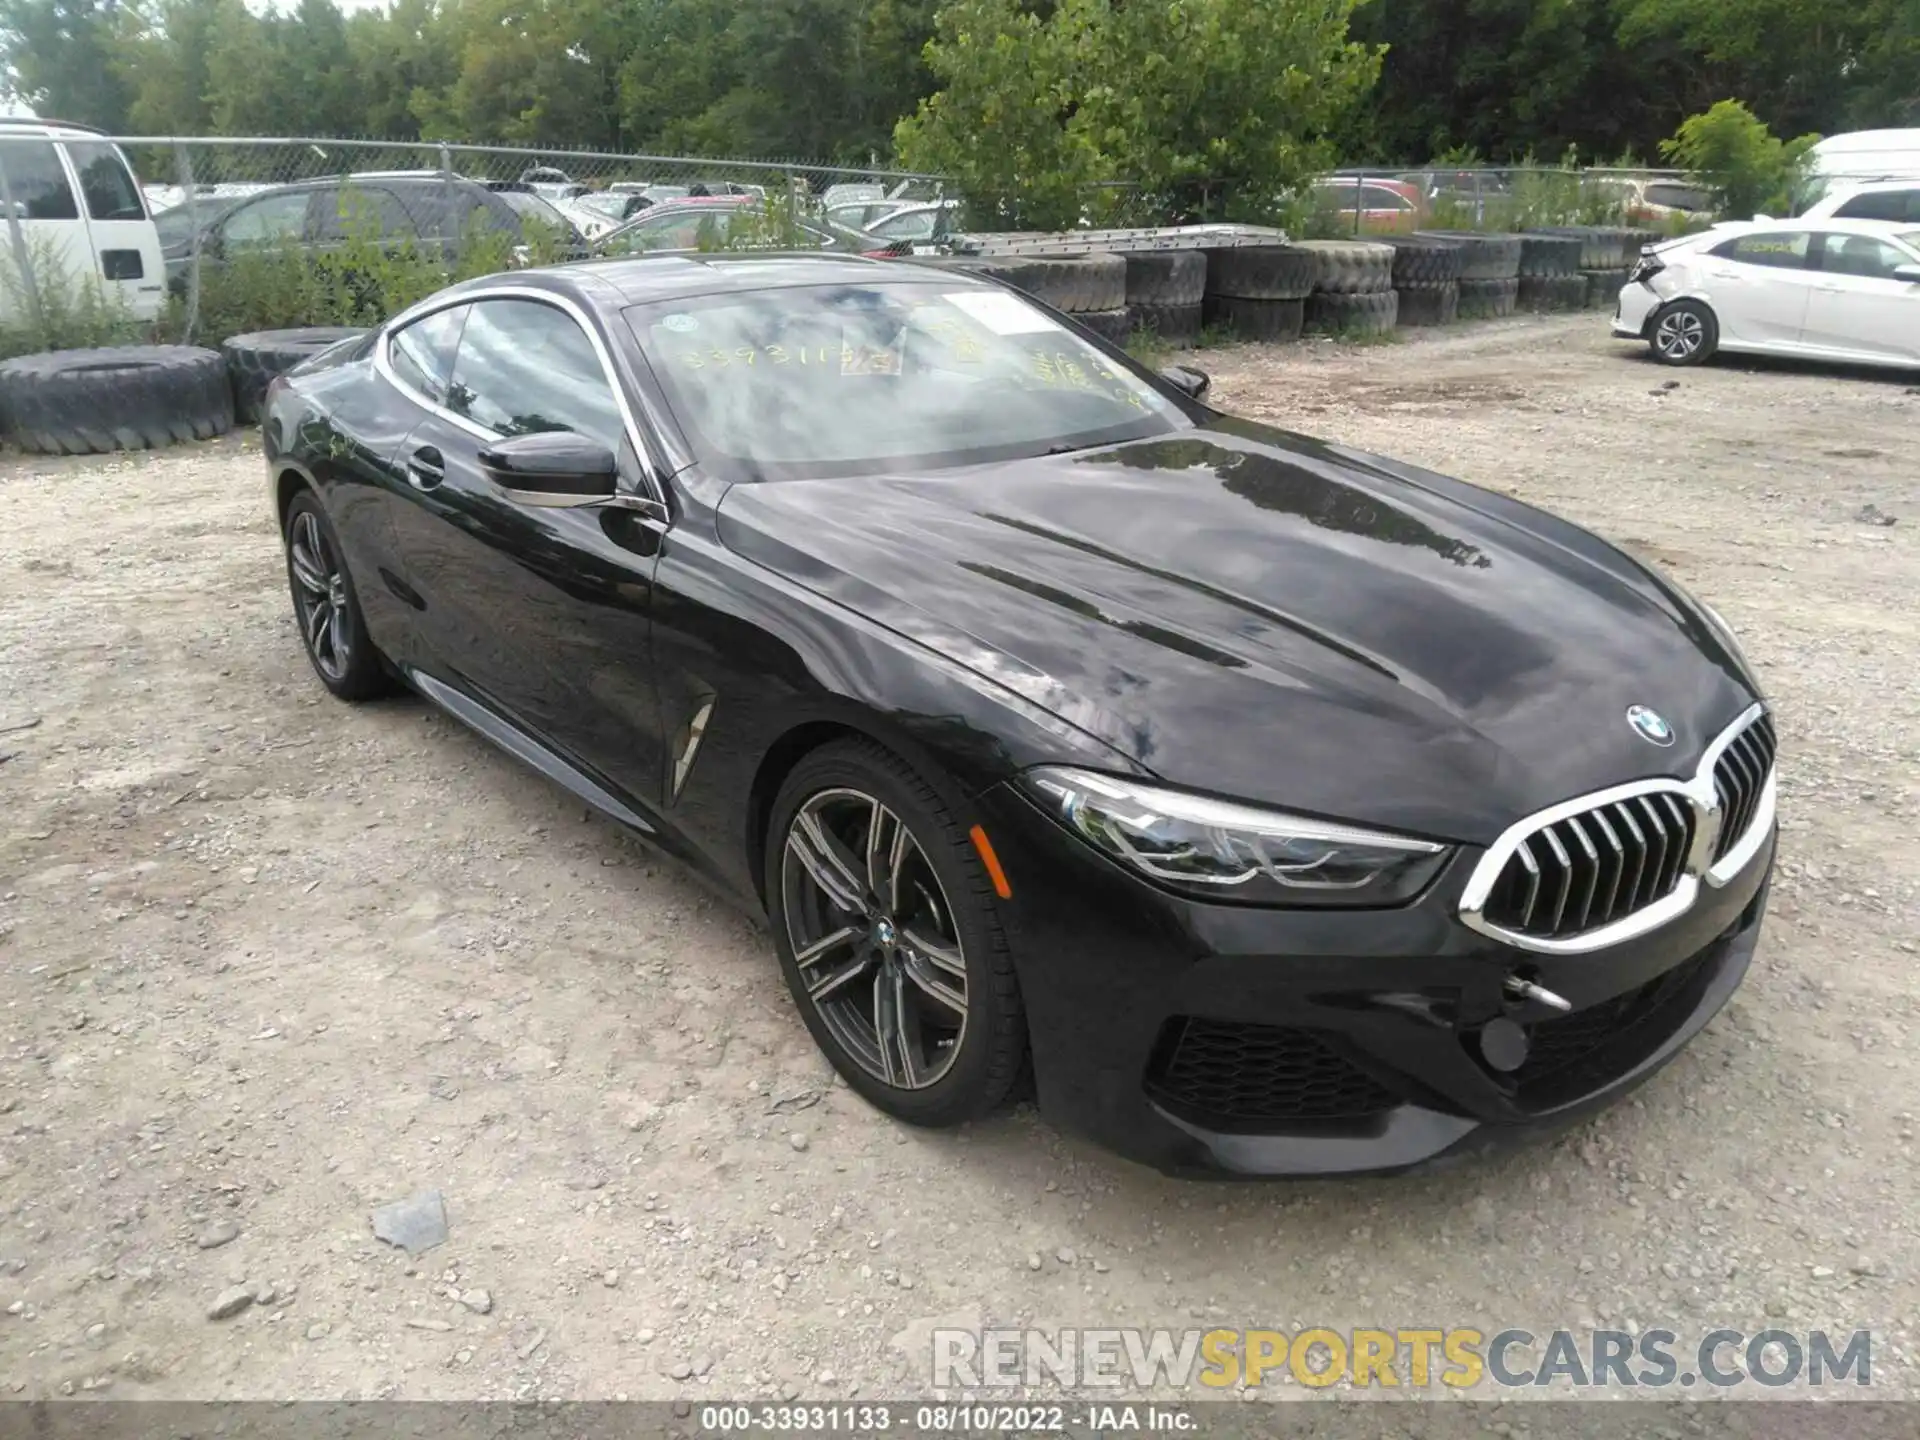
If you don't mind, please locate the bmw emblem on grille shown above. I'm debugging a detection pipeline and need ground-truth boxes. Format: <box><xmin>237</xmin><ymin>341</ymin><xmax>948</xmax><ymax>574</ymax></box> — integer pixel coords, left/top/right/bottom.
<box><xmin>1626</xmin><ymin>705</ymin><xmax>1675</xmax><ymax>746</ymax></box>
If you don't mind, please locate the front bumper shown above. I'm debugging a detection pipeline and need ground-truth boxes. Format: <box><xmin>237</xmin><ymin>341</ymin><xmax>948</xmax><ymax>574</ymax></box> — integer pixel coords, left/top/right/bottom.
<box><xmin>975</xmin><ymin>784</ymin><xmax>1771</xmax><ymax>1178</ymax></box>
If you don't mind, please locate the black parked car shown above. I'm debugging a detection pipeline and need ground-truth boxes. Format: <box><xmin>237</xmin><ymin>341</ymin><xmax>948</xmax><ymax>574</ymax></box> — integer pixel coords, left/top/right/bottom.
<box><xmin>261</xmin><ymin>255</ymin><xmax>1776</xmax><ymax>1177</ymax></box>
<box><xmin>158</xmin><ymin>172</ymin><xmax>583</xmax><ymax>291</ymax></box>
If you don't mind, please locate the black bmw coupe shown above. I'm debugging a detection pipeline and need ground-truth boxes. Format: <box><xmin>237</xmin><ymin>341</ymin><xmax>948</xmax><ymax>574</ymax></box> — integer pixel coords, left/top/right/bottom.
<box><xmin>263</xmin><ymin>254</ymin><xmax>1776</xmax><ymax>1176</ymax></box>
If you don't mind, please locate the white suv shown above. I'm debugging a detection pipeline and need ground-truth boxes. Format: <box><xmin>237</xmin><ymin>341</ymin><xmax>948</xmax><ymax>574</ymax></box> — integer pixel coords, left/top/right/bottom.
<box><xmin>1799</xmin><ymin>180</ymin><xmax>1920</xmax><ymax>224</ymax></box>
<box><xmin>0</xmin><ymin>118</ymin><xmax>166</xmax><ymax>324</ymax></box>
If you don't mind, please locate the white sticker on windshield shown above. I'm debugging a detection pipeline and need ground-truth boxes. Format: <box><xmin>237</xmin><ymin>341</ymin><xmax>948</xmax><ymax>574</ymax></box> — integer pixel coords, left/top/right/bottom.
<box><xmin>661</xmin><ymin>313</ymin><xmax>698</xmax><ymax>333</ymax></box>
<box><xmin>943</xmin><ymin>290</ymin><xmax>1062</xmax><ymax>335</ymax></box>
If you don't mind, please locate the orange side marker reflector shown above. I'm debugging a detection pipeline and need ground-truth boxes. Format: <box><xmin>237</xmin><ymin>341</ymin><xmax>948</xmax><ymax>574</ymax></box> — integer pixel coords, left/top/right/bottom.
<box><xmin>969</xmin><ymin>824</ymin><xmax>1013</xmax><ymax>900</ymax></box>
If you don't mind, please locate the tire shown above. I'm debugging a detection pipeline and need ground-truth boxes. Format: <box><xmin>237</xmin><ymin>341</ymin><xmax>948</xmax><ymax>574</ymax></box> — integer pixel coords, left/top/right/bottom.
<box><xmin>1395</xmin><ymin>281</ymin><xmax>1458</xmax><ymax>327</ymax></box>
<box><xmin>1517</xmin><ymin>234</ymin><xmax>1583</xmax><ymax>278</ymax></box>
<box><xmin>1204</xmin><ymin>244</ymin><xmax>1317</xmax><ymax>300</ymax></box>
<box><xmin>1380</xmin><ymin>236</ymin><xmax>1464</xmax><ymax>286</ymax></box>
<box><xmin>1128</xmin><ymin>301</ymin><xmax>1202</xmax><ymax>344</ymax></box>
<box><xmin>1516</xmin><ymin>274</ymin><xmax>1589</xmax><ymax>312</ymax></box>
<box><xmin>1074</xmin><ymin>306</ymin><xmax>1131</xmax><ymax>346</ymax></box>
<box><xmin>1295</xmin><ymin>240</ymin><xmax>1395</xmax><ymax>294</ymax></box>
<box><xmin>1416</xmin><ymin>232</ymin><xmax>1522</xmax><ymax>281</ymax></box>
<box><xmin>1202</xmin><ymin>294</ymin><xmax>1305</xmax><ymax>342</ymax></box>
<box><xmin>1648</xmin><ymin>298</ymin><xmax>1718</xmax><ymax>366</ymax></box>
<box><xmin>920</xmin><ymin>255</ymin><xmax>1119</xmax><ymax>314</ymax></box>
<box><xmin>764</xmin><ymin>739</ymin><xmax>1026</xmax><ymax>1127</ymax></box>
<box><xmin>1306</xmin><ymin>289</ymin><xmax>1399</xmax><ymax>336</ymax></box>
<box><xmin>1123</xmin><ymin>250</ymin><xmax>1207</xmax><ymax>307</ymax></box>
<box><xmin>0</xmin><ymin>345</ymin><xmax>233</xmax><ymax>456</ymax></box>
<box><xmin>223</xmin><ymin>328</ymin><xmax>365</xmax><ymax>425</ymax></box>
<box><xmin>1021</xmin><ymin>254</ymin><xmax>1125</xmax><ymax>313</ymax></box>
<box><xmin>1456</xmin><ymin>276</ymin><xmax>1520</xmax><ymax>319</ymax></box>
<box><xmin>1581</xmin><ymin>268</ymin><xmax>1631</xmax><ymax>309</ymax></box>
<box><xmin>281</xmin><ymin>489</ymin><xmax>393</xmax><ymax>702</ymax></box>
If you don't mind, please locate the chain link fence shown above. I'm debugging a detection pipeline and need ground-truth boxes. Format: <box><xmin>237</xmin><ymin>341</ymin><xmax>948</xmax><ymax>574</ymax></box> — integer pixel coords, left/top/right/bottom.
<box><xmin>1</xmin><ymin>130</ymin><xmax>1714</xmax><ymax>360</ymax></box>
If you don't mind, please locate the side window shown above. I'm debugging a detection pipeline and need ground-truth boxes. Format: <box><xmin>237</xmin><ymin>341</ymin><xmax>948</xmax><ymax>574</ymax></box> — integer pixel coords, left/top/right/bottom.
<box><xmin>1712</xmin><ymin>232</ymin><xmax>1812</xmax><ymax>269</ymax></box>
<box><xmin>610</xmin><ymin>210</ymin><xmax>721</xmax><ymax>253</ymax></box>
<box><xmin>64</xmin><ymin>143</ymin><xmax>145</xmax><ymax>221</ymax></box>
<box><xmin>388</xmin><ymin>305</ymin><xmax>468</xmax><ymax>404</ymax></box>
<box><xmin>0</xmin><ymin>141</ymin><xmax>80</xmax><ymax>221</ymax></box>
<box><xmin>1819</xmin><ymin>234</ymin><xmax>1912</xmax><ymax>281</ymax></box>
<box><xmin>446</xmin><ymin>299</ymin><xmax>624</xmax><ymax>453</ymax></box>
<box><xmin>219</xmin><ymin>191</ymin><xmax>311</xmax><ymax>246</ymax></box>
<box><xmin>1833</xmin><ymin>190</ymin><xmax>1920</xmax><ymax>223</ymax></box>
<box><xmin>315</xmin><ymin>187</ymin><xmax>413</xmax><ymax>242</ymax></box>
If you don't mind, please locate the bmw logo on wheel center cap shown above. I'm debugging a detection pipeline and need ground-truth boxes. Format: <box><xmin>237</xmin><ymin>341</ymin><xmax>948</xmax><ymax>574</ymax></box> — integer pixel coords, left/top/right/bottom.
<box><xmin>1626</xmin><ymin>704</ymin><xmax>1675</xmax><ymax>746</ymax></box>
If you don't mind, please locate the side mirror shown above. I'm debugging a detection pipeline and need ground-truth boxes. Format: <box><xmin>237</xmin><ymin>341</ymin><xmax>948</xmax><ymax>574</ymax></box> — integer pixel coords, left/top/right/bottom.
<box><xmin>1894</xmin><ymin>264</ymin><xmax>1920</xmax><ymax>284</ymax></box>
<box><xmin>1160</xmin><ymin>365</ymin><xmax>1211</xmax><ymax>403</ymax></box>
<box><xmin>479</xmin><ymin>431</ymin><xmax>618</xmax><ymax>507</ymax></box>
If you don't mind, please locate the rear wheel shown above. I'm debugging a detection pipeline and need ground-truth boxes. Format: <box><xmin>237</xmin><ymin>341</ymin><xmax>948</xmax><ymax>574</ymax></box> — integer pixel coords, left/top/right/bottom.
<box><xmin>765</xmin><ymin>740</ymin><xmax>1026</xmax><ymax>1126</ymax></box>
<box><xmin>1649</xmin><ymin>299</ymin><xmax>1718</xmax><ymax>366</ymax></box>
<box><xmin>283</xmin><ymin>490</ymin><xmax>392</xmax><ymax>701</ymax></box>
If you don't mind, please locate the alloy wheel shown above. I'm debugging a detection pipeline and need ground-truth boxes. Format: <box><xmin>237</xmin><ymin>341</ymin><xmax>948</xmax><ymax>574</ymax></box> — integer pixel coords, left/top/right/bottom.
<box><xmin>780</xmin><ymin>787</ymin><xmax>969</xmax><ymax>1090</ymax></box>
<box><xmin>288</xmin><ymin>509</ymin><xmax>351</xmax><ymax>682</ymax></box>
<box><xmin>1654</xmin><ymin>309</ymin><xmax>1704</xmax><ymax>360</ymax></box>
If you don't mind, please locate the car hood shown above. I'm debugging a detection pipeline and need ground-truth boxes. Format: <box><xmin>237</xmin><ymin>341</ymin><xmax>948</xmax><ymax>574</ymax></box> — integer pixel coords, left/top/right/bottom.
<box><xmin>714</xmin><ymin>421</ymin><xmax>1756</xmax><ymax>844</ymax></box>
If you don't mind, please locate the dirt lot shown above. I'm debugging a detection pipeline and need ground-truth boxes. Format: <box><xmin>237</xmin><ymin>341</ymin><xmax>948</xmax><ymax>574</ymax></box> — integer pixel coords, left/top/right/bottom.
<box><xmin>1</xmin><ymin>314</ymin><xmax>1917</xmax><ymax>1405</ymax></box>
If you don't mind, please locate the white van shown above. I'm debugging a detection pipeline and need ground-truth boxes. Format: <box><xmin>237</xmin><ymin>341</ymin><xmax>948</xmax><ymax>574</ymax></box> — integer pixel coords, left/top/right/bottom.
<box><xmin>1799</xmin><ymin>129</ymin><xmax>1920</xmax><ymax>209</ymax></box>
<box><xmin>0</xmin><ymin>118</ymin><xmax>166</xmax><ymax>324</ymax></box>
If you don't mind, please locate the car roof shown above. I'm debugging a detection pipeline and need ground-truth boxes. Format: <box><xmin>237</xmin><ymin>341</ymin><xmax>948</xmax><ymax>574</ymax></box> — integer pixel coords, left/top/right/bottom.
<box><xmin>475</xmin><ymin>253</ymin><xmax>980</xmax><ymax>306</ymax></box>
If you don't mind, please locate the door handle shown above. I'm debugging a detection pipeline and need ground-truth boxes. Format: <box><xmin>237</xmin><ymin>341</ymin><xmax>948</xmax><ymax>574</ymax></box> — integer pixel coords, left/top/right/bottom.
<box><xmin>406</xmin><ymin>446</ymin><xmax>445</xmax><ymax>490</ymax></box>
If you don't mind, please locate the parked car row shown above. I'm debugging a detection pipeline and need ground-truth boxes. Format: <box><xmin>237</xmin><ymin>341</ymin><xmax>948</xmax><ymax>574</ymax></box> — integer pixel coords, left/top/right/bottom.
<box><xmin>152</xmin><ymin>171</ymin><xmax>588</xmax><ymax>294</ymax></box>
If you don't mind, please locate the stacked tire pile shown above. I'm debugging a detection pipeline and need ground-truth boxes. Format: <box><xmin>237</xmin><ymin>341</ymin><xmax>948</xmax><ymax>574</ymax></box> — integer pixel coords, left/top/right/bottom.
<box><xmin>1296</xmin><ymin>241</ymin><xmax>1398</xmax><ymax>336</ymax></box>
<box><xmin>932</xmin><ymin>254</ymin><xmax>1130</xmax><ymax>342</ymax></box>
<box><xmin>1516</xmin><ymin>234</ymin><xmax>1588</xmax><ymax>312</ymax></box>
<box><xmin>1381</xmin><ymin>237</ymin><xmax>1464</xmax><ymax>326</ymax></box>
<box><xmin>1418</xmin><ymin>232</ymin><xmax>1524</xmax><ymax>318</ymax></box>
<box><xmin>1528</xmin><ymin>227</ymin><xmax>1649</xmax><ymax>308</ymax></box>
<box><xmin>1200</xmin><ymin>244</ymin><xmax>1318</xmax><ymax>341</ymax></box>
<box><xmin>1123</xmin><ymin>251</ymin><xmax>1208</xmax><ymax>344</ymax></box>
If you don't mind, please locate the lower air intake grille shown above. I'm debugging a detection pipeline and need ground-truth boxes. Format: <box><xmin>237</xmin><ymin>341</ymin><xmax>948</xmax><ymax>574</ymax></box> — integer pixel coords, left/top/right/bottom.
<box><xmin>1143</xmin><ymin>1018</ymin><xmax>1401</xmax><ymax>1132</ymax></box>
<box><xmin>1482</xmin><ymin>792</ymin><xmax>1696</xmax><ymax>940</ymax></box>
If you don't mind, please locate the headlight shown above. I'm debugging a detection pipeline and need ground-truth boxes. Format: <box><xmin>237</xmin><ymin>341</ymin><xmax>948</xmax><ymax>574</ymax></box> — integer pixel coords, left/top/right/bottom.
<box><xmin>1021</xmin><ymin>767</ymin><xmax>1451</xmax><ymax>907</ymax></box>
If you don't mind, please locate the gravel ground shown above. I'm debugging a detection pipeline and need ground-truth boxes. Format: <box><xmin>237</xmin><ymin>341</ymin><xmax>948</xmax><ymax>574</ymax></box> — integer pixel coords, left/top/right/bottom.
<box><xmin>1</xmin><ymin>314</ymin><xmax>1916</xmax><ymax>1406</ymax></box>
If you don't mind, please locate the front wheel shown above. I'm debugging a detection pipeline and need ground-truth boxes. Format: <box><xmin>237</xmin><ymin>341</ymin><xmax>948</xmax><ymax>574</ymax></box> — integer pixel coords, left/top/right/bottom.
<box><xmin>1649</xmin><ymin>299</ymin><xmax>1718</xmax><ymax>366</ymax></box>
<box><xmin>765</xmin><ymin>740</ymin><xmax>1026</xmax><ymax>1127</ymax></box>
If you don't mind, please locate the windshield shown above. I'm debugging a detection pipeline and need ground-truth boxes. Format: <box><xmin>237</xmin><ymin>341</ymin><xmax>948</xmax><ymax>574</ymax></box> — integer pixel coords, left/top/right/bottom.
<box><xmin>492</xmin><ymin>188</ymin><xmax>569</xmax><ymax>228</ymax></box>
<box><xmin>1901</xmin><ymin>231</ymin><xmax>1920</xmax><ymax>254</ymax></box>
<box><xmin>627</xmin><ymin>281</ymin><xmax>1186</xmax><ymax>480</ymax></box>
<box><xmin>154</xmin><ymin>205</ymin><xmax>202</xmax><ymax>249</ymax></box>
<box><xmin>870</xmin><ymin>208</ymin><xmax>943</xmax><ymax>240</ymax></box>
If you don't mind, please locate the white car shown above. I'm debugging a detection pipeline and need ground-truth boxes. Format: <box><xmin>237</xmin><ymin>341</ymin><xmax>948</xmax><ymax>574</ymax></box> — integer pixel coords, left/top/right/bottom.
<box><xmin>0</xmin><ymin>117</ymin><xmax>165</xmax><ymax>323</ymax></box>
<box><xmin>1612</xmin><ymin>218</ymin><xmax>1920</xmax><ymax>370</ymax></box>
<box><xmin>1798</xmin><ymin>179</ymin><xmax>1920</xmax><ymax>224</ymax></box>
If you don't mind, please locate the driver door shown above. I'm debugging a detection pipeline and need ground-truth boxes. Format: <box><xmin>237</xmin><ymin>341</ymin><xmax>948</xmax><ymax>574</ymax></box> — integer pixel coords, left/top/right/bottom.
<box><xmin>384</xmin><ymin>295</ymin><xmax>673</xmax><ymax>810</ymax></box>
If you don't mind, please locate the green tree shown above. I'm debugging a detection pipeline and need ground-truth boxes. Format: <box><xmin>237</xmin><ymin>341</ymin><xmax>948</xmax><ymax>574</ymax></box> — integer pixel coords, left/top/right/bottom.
<box><xmin>1660</xmin><ymin>98</ymin><xmax>1820</xmax><ymax>216</ymax></box>
<box><xmin>897</xmin><ymin>0</ymin><xmax>1378</xmax><ymax>228</ymax></box>
<box><xmin>0</xmin><ymin>0</ymin><xmax>133</xmax><ymax>129</ymax></box>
